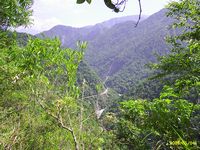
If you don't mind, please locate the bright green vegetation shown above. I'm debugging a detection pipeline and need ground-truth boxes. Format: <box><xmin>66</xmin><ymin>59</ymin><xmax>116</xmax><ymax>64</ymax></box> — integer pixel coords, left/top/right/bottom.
<box><xmin>150</xmin><ymin>0</ymin><xmax>200</xmax><ymax>103</ymax></box>
<box><xmin>115</xmin><ymin>0</ymin><xmax>200</xmax><ymax>149</ymax></box>
<box><xmin>116</xmin><ymin>86</ymin><xmax>200</xmax><ymax>149</ymax></box>
<box><xmin>0</xmin><ymin>0</ymin><xmax>199</xmax><ymax>149</ymax></box>
<box><xmin>0</xmin><ymin>0</ymin><xmax>33</xmax><ymax>30</ymax></box>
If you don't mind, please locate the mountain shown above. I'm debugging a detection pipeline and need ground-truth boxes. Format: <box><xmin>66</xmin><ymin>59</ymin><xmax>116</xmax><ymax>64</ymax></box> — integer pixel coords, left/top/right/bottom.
<box><xmin>15</xmin><ymin>31</ymin><xmax>120</xmax><ymax>108</ymax></box>
<box><xmin>36</xmin><ymin>25</ymin><xmax>102</xmax><ymax>48</ymax></box>
<box><xmin>77</xmin><ymin>61</ymin><xmax>120</xmax><ymax>108</ymax></box>
<box><xmin>37</xmin><ymin>9</ymin><xmax>175</xmax><ymax>94</ymax></box>
<box><xmin>36</xmin><ymin>15</ymin><xmax>148</xmax><ymax>48</ymax></box>
<box><xmin>85</xmin><ymin>9</ymin><xmax>175</xmax><ymax>93</ymax></box>
<box><xmin>96</xmin><ymin>15</ymin><xmax>148</xmax><ymax>28</ymax></box>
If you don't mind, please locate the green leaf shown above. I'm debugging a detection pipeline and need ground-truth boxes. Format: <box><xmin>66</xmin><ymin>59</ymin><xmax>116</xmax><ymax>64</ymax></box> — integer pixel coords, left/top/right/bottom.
<box><xmin>76</xmin><ymin>0</ymin><xmax>85</xmax><ymax>4</ymax></box>
<box><xmin>86</xmin><ymin>0</ymin><xmax>92</xmax><ymax>4</ymax></box>
<box><xmin>104</xmin><ymin>0</ymin><xmax>115</xmax><ymax>9</ymax></box>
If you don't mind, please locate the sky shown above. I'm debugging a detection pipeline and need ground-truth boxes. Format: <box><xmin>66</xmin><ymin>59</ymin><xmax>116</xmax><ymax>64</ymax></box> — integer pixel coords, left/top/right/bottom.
<box><xmin>17</xmin><ymin>0</ymin><xmax>170</xmax><ymax>34</ymax></box>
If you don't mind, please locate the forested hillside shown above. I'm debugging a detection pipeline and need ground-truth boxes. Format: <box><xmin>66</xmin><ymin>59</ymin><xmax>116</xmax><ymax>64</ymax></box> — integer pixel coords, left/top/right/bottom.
<box><xmin>36</xmin><ymin>15</ymin><xmax>147</xmax><ymax>48</ymax></box>
<box><xmin>1</xmin><ymin>0</ymin><xmax>199</xmax><ymax>149</ymax></box>
<box><xmin>87</xmin><ymin>9</ymin><xmax>174</xmax><ymax>93</ymax></box>
<box><xmin>37</xmin><ymin>9</ymin><xmax>174</xmax><ymax>94</ymax></box>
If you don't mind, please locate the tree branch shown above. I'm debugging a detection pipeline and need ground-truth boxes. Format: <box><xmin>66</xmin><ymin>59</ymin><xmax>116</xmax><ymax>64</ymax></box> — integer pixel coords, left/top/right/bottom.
<box><xmin>135</xmin><ymin>0</ymin><xmax>142</xmax><ymax>27</ymax></box>
<box><xmin>37</xmin><ymin>100</ymin><xmax>79</xmax><ymax>150</ymax></box>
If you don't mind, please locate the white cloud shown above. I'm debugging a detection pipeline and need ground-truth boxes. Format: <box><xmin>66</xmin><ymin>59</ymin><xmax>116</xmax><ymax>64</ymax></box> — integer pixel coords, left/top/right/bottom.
<box><xmin>33</xmin><ymin>17</ymin><xmax>64</xmax><ymax>31</ymax></box>
<box><xmin>17</xmin><ymin>17</ymin><xmax>64</xmax><ymax>34</ymax></box>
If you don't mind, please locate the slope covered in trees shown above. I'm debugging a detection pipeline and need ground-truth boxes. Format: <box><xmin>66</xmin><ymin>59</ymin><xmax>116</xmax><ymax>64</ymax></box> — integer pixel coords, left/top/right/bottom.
<box><xmin>36</xmin><ymin>15</ymin><xmax>147</xmax><ymax>48</ymax></box>
<box><xmin>37</xmin><ymin>9</ymin><xmax>174</xmax><ymax>94</ymax></box>
<box><xmin>115</xmin><ymin>1</ymin><xmax>200</xmax><ymax>149</ymax></box>
<box><xmin>86</xmin><ymin>9</ymin><xmax>174</xmax><ymax>93</ymax></box>
<box><xmin>1</xmin><ymin>0</ymin><xmax>199</xmax><ymax>149</ymax></box>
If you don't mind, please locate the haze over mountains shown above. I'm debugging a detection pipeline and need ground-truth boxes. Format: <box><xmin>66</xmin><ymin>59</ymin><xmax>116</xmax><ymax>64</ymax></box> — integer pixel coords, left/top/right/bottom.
<box><xmin>37</xmin><ymin>9</ymin><xmax>175</xmax><ymax>93</ymax></box>
<box><xmin>36</xmin><ymin>15</ymin><xmax>148</xmax><ymax>47</ymax></box>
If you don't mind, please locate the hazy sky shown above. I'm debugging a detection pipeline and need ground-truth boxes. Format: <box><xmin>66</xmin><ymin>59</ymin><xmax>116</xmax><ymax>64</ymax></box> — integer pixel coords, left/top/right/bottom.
<box><xmin>17</xmin><ymin>0</ymin><xmax>170</xmax><ymax>34</ymax></box>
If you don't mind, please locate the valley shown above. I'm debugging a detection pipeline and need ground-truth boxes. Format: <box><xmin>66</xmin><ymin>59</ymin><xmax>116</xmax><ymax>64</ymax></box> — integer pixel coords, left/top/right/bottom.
<box><xmin>1</xmin><ymin>1</ymin><xmax>199</xmax><ymax>149</ymax></box>
<box><xmin>37</xmin><ymin>9</ymin><xmax>174</xmax><ymax>95</ymax></box>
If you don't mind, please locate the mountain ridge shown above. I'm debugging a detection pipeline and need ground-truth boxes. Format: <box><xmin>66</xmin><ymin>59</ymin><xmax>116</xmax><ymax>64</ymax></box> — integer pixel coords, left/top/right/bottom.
<box><xmin>36</xmin><ymin>8</ymin><xmax>175</xmax><ymax>93</ymax></box>
<box><xmin>36</xmin><ymin>14</ymin><xmax>148</xmax><ymax>34</ymax></box>
<box><xmin>36</xmin><ymin>15</ymin><xmax>148</xmax><ymax>47</ymax></box>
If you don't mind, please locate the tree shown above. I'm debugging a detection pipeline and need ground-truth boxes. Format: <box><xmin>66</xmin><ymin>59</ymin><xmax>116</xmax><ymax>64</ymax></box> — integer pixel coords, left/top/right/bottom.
<box><xmin>115</xmin><ymin>87</ymin><xmax>200</xmax><ymax>149</ymax></box>
<box><xmin>112</xmin><ymin>0</ymin><xmax>200</xmax><ymax>149</ymax></box>
<box><xmin>0</xmin><ymin>0</ymin><xmax>33</xmax><ymax>52</ymax></box>
<box><xmin>0</xmin><ymin>31</ymin><xmax>105</xmax><ymax>150</ymax></box>
<box><xmin>0</xmin><ymin>1</ymin><xmax>108</xmax><ymax>149</ymax></box>
<box><xmin>151</xmin><ymin>0</ymin><xmax>200</xmax><ymax>102</ymax></box>
<box><xmin>0</xmin><ymin>0</ymin><xmax>33</xmax><ymax>30</ymax></box>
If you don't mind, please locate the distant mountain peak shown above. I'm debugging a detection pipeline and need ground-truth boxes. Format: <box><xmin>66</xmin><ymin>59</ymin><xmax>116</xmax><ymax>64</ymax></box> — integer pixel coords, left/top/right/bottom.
<box><xmin>98</xmin><ymin>15</ymin><xmax>148</xmax><ymax>28</ymax></box>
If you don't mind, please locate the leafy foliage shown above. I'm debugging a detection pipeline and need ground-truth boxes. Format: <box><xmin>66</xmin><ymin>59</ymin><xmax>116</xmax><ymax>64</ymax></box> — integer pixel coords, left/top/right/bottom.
<box><xmin>0</xmin><ymin>0</ymin><xmax>33</xmax><ymax>30</ymax></box>
<box><xmin>151</xmin><ymin>0</ymin><xmax>200</xmax><ymax>101</ymax></box>
<box><xmin>76</xmin><ymin>0</ymin><xmax>91</xmax><ymax>4</ymax></box>
<box><xmin>124</xmin><ymin>78</ymin><xmax>164</xmax><ymax>100</ymax></box>
<box><xmin>1</xmin><ymin>0</ymin><xmax>200</xmax><ymax>149</ymax></box>
<box><xmin>115</xmin><ymin>87</ymin><xmax>200</xmax><ymax>149</ymax></box>
<box><xmin>0</xmin><ymin>32</ymin><xmax>107</xmax><ymax>149</ymax></box>
<box><xmin>113</xmin><ymin>1</ymin><xmax>200</xmax><ymax>149</ymax></box>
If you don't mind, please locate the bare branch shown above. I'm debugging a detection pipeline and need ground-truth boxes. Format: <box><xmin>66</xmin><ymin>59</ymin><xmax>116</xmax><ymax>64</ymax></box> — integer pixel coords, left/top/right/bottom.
<box><xmin>37</xmin><ymin>100</ymin><xmax>79</xmax><ymax>150</ymax></box>
<box><xmin>135</xmin><ymin>0</ymin><xmax>142</xmax><ymax>27</ymax></box>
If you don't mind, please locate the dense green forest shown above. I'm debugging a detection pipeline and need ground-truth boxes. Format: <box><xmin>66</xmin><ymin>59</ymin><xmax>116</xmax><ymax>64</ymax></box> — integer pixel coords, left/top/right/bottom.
<box><xmin>0</xmin><ymin>0</ymin><xmax>200</xmax><ymax>149</ymax></box>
